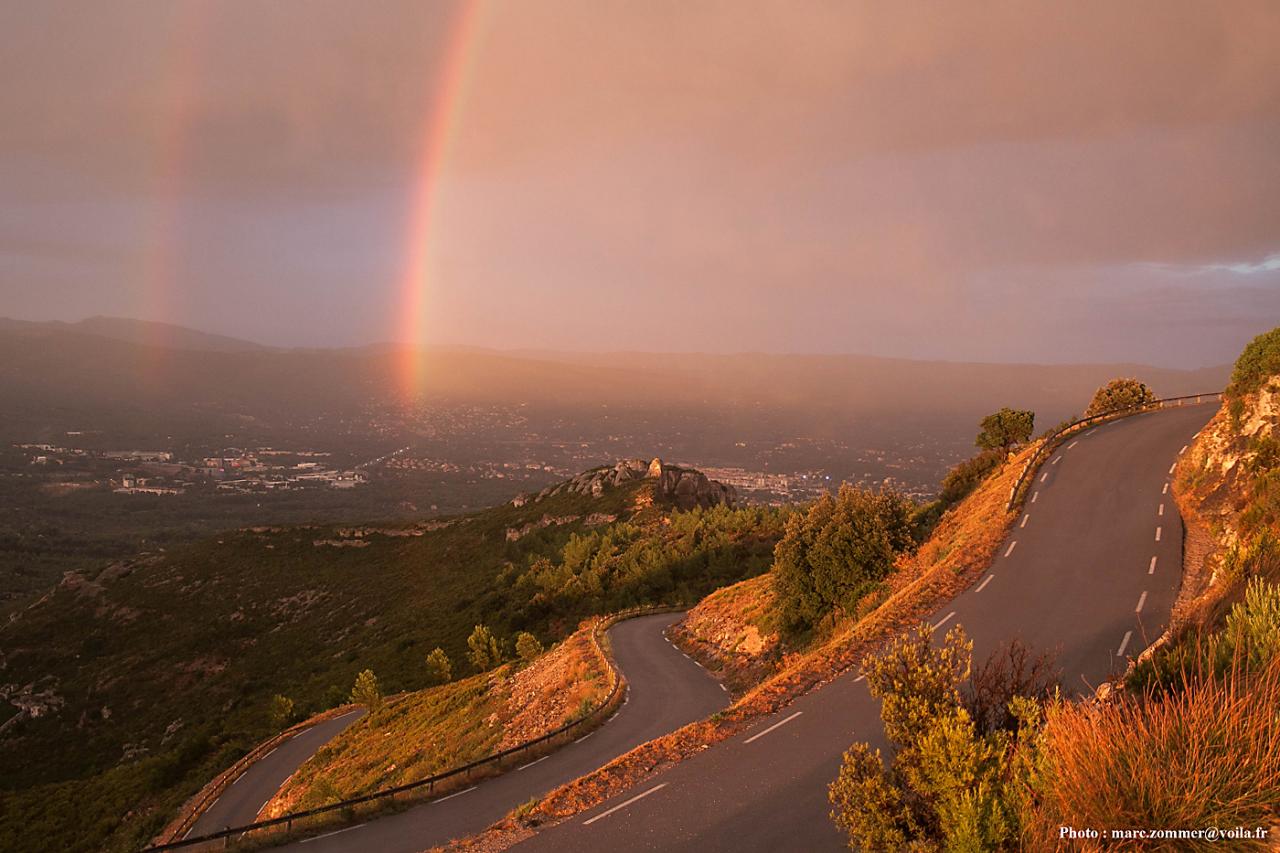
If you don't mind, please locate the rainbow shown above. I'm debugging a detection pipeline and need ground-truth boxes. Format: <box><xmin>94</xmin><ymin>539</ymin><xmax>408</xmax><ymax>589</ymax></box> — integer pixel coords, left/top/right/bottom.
<box><xmin>395</xmin><ymin>0</ymin><xmax>485</xmax><ymax>400</ymax></box>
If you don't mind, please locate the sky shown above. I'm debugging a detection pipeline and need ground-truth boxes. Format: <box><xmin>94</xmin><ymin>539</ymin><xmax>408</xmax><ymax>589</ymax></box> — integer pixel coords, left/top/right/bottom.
<box><xmin>1</xmin><ymin>0</ymin><xmax>1278</xmax><ymax>367</ymax></box>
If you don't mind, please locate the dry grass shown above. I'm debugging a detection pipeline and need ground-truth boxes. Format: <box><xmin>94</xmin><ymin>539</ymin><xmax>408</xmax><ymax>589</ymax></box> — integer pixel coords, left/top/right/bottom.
<box><xmin>1028</xmin><ymin>659</ymin><xmax>1280</xmax><ymax>851</ymax></box>
<box><xmin>449</xmin><ymin>445</ymin><xmax>1031</xmax><ymax>850</ymax></box>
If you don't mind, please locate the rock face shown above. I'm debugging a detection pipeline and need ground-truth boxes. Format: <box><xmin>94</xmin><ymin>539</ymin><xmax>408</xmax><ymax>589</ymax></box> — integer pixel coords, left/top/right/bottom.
<box><xmin>651</xmin><ymin>458</ymin><xmax>738</xmax><ymax>510</ymax></box>
<box><xmin>530</xmin><ymin>457</ymin><xmax>737</xmax><ymax>510</ymax></box>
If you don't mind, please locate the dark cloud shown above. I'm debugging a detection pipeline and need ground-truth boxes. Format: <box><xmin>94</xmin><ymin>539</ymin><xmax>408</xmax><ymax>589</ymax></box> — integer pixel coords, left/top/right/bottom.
<box><xmin>1</xmin><ymin>0</ymin><xmax>1277</xmax><ymax>366</ymax></box>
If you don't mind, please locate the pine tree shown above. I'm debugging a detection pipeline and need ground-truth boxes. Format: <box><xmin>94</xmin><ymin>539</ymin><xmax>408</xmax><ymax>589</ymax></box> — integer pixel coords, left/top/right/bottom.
<box><xmin>349</xmin><ymin>669</ymin><xmax>382</xmax><ymax>714</ymax></box>
<box><xmin>515</xmin><ymin>631</ymin><xmax>544</xmax><ymax>664</ymax></box>
<box><xmin>425</xmin><ymin>647</ymin><xmax>452</xmax><ymax>685</ymax></box>
<box><xmin>467</xmin><ymin>624</ymin><xmax>502</xmax><ymax>672</ymax></box>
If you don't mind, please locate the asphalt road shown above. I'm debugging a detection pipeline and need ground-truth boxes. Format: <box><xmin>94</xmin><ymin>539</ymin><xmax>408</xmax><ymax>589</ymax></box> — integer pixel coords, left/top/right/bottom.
<box><xmin>186</xmin><ymin>709</ymin><xmax>364</xmax><ymax>839</ymax></box>
<box><xmin>270</xmin><ymin>611</ymin><xmax>728</xmax><ymax>852</ymax></box>
<box><xmin>513</xmin><ymin>402</ymin><xmax>1216</xmax><ymax>853</ymax></box>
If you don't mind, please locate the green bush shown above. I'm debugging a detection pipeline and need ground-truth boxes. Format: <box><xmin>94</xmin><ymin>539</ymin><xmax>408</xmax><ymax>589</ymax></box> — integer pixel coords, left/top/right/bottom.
<box><xmin>772</xmin><ymin>485</ymin><xmax>916</xmax><ymax>634</ymax></box>
<box><xmin>515</xmin><ymin>631</ymin><xmax>544</xmax><ymax>664</ymax></box>
<box><xmin>268</xmin><ymin>694</ymin><xmax>295</xmax><ymax>729</ymax></box>
<box><xmin>1227</xmin><ymin>326</ymin><xmax>1280</xmax><ymax>398</ymax></box>
<box><xmin>828</xmin><ymin>624</ymin><xmax>1049</xmax><ymax>851</ymax></box>
<box><xmin>1084</xmin><ymin>377</ymin><xmax>1155</xmax><ymax>418</ymax></box>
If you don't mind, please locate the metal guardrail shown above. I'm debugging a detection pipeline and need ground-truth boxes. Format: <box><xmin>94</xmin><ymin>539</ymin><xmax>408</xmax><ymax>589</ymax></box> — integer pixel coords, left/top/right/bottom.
<box><xmin>143</xmin><ymin>605</ymin><xmax>682</xmax><ymax>851</ymax></box>
<box><xmin>1005</xmin><ymin>392</ymin><xmax>1223</xmax><ymax>512</ymax></box>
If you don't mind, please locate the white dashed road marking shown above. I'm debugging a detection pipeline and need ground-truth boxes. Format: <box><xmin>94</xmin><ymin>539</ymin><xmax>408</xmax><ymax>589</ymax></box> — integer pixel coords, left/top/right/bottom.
<box><xmin>575</xmin><ymin>732</ymin><xmax>595</xmax><ymax>744</ymax></box>
<box><xmin>1004</xmin><ymin>541</ymin><xmax>1018</xmax><ymax>558</ymax></box>
<box><xmin>1158</xmin><ymin>504</ymin><xmax>1164</xmax><ymax>516</ymax></box>
<box><xmin>518</xmin><ymin>756</ymin><xmax>550</xmax><ymax>771</ymax></box>
<box><xmin>584</xmin><ymin>784</ymin><xmax>668</xmax><ymax>826</ymax></box>
<box><xmin>1040</xmin><ymin>472</ymin><xmax>1048</xmax><ymax>483</ymax></box>
<box><xmin>1020</xmin><ymin>514</ymin><xmax>1030</xmax><ymax>529</ymax></box>
<box><xmin>744</xmin><ymin>712</ymin><xmax>803</xmax><ymax>745</ymax></box>
<box><xmin>1135</xmin><ymin>591</ymin><xmax>1148</xmax><ymax>613</ymax></box>
<box><xmin>435</xmin><ymin>786</ymin><xmax>477</xmax><ymax>804</ymax></box>
<box><xmin>1052</xmin><ymin>455</ymin><xmax>1062</xmax><ymax>465</ymax></box>
<box><xmin>1155</xmin><ymin>527</ymin><xmax>1162</xmax><ymax>542</ymax></box>
<box><xmin>1117</xmin><ymin>630</ymin><xmax>1133</xmax><ymax>658</ymax></box>
<box><xmin>1180</xmin><ymin>445</ymin><xmax>1188</xmax><ymax>455</ymax></box>
<box><xmin>301</xmin><ymin>824</ymin><xmax>364</xmax><ymax>844</ymax></box>
<box><xmin>975</xmin><ymin>574</ymin><xmax>994</xmax><ymax>593</ymax></box>
<box><xmin>1162</xmin><ymin>482</ymin><xmax>1169</xmax><ymax>494</ymax></box>
<box><xmin>931</xmin><ymin>611</ymin><xmax>957</xmax><ymax>631</ymax></box>
<box><xmin>1067</xmin><ymin>441</ymin><xmax>1078</xmax><ymax>449</ymax></box>
<box><xmin>1148</xmin><ymin>556</ymin><xmax>1157</xmax><ymax>575</ymax></box>
<box><xmin>1031</xmin><ymin>491</ymin><xmax>1039</xmax><ymax>504</ymax></box>
<box><xmin>1168</xmin><ymin>463</ymin><xmax>1176</xmax><ymax>475</ymax></box>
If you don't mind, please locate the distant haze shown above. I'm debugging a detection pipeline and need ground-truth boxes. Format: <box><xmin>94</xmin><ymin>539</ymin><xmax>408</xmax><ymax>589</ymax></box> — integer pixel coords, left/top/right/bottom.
<box><xmin>1</xmin><ymin>1</ymin><xmax>1278</xmax><ymax>367</ymax></box>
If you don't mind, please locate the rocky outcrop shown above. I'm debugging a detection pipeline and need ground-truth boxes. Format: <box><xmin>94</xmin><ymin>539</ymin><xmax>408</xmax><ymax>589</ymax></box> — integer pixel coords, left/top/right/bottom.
<box><xmin>530</xmin><ymin>457</ymin><xmax>737</xmax><ymax>510</ymax></box>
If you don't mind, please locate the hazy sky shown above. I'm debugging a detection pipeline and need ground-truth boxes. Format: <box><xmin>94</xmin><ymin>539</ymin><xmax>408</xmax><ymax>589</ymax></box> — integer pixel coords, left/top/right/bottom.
<box><xmin>2</xmin><ymin>1</ymin><xmax>1278</xmax><ymax>366</ymax></box>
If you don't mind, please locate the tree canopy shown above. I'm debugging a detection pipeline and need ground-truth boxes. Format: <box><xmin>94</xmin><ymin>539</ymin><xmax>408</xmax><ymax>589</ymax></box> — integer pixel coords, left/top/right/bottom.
<box><xmin>976</xmin><ymin>408</ymin><xmax>1035</xmax><ymax>455</ymax></box>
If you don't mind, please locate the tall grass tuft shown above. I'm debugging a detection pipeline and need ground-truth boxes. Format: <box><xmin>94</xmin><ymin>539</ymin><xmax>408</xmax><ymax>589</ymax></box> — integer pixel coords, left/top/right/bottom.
<box><xmin>1028</xmin><ymin>658</ymin><xmax>1280</xmax><ymax>850</ymax></box>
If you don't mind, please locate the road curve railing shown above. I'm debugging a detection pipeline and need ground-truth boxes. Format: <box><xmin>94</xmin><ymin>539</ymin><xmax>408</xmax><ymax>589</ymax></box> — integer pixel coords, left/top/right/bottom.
<box><xmin>1005</xmin><ymin>392</ymin><xmax>1223</xmax><ymax>512</ymax></box>
<box><xmin>142</xmin><ymin>605</ymin><xmax>682</xmax><ymax>851</ymax></box>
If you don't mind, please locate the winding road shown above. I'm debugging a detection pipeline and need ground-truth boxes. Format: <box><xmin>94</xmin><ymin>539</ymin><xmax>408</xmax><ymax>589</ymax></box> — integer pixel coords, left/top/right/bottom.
<box><xmin>186</xmin><ymin>710</ymin><xmax>364</xmax><ymax>840</ymax></box>
<box><xmin>510</xmin><ymin>402</ymin><xmax>1216</xmax><ymax>853</ymax></box>
<box><xmin>257</xmin><ymin>612</ymin><xmax>729</xmax><ymax>852</ymax></box>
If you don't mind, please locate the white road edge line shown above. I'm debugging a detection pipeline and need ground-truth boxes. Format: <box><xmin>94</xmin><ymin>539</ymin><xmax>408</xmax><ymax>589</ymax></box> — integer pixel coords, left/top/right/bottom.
<box><xmin>301</xmin><ymin>824</ymin><xmax>364</xmax><ymax>844</ymax></box>
<box><xmin>1052</xmin><ymin>455</ymin><xmax>1062</xmax><ymax>465</ymax></box>
<box><xmin>1155</xmin><ymin>526</ymin><xmax>1162</xmax><ymax>542</ymax></box>
<box><xmin>575</xmin><ymin>731</ymin><xmax>595</xmax><ymax>744</ymax></box>
<box><xmin>1067</xmin><ymin>440</ymin><xmax>1078</xmax><ymax>449</ymax></box>
<box><xmin>744</xmin><ymin>711</ymin><xmax>803</xmax><ymax>745</ymax></box>
<box><xmin>1162</xmin><ymin>482</ymin><xmax>1169</xmax><ymax>494</ymax></box>
<box><xmin>1031</xmin><ymin>491</ymin><xmax>1039</xmax><ymax>504</ymax></box>
<box><xmin>1136</xmin><ymin>591</ymin><xmax>1148</xmax><ymax>613</ymax></box>
<box><xmin>435</xmin><ymin>786</ymin><xmax>478</xmax><ymax>804</ymax></box>
<box><xmin>1158</xmin><ymin>503</ymin><xmax>1164</xmax><ymax>516</ymax></box>
<box><xmin>1180</xmin><ymin>444</ymin><xmax>1188</xmax><ymax>455</ymax></box>
<box><xmin>1149</xmin><ymin>556</ymin><xmax>1158</xmax><ymax>575</ymax></box>
<box><xmin>1117</xmin><ymin>630</ymin><xmax>1133</xmax><ymax>658</ymax></box>
<box><xmin>853</xmin><ymin>674</ymin><xmax>865</xmax><ymax>682</ymax></box>
<box><xmin>1039</xmin><ymin>472</ymin><xmax>1048</xmax><ymax>483</ymax></box>
<box><xmin>931</xmin><ymin>611</ymin><xmax>957</xmax><ymax>631</ymax></box>
<box><xmin>975</xmin><ymin>574</ymin><xmax>995</xmax><ymax>593</ymax></box>
<box><xmin>261</xmin><ymin>746</ymin><xmax>278</xmax><ymax>761</ymax></box>
<box><xmin>1020</xmin><ymin>514</ymin><xmax>1030</xmax><ymax>529</ymax></box>
<box><xmin>583</xmin><ymin>784</ymin><xmax>668</xmax><ymax>826</ymax></box>
<box><xmin>1004</xmin><ymin>541</ymin><xmax>1018</xmax><ymax>558</ymax></box>
<box><xmin>518</xmin><ymin>755</ymin><xmax>550</xmax><ymax>771</ymax></box>
<box><xmin>1168</xmin><ymin>463</ymin><xmax>1177</xmax><ymax>475</ymax></box>
<box><xmin>719</xmin><ymin>683</ymin><xmax>728</xmax><ymax>692</ymax></box>
<box><xmin>1085</xmin><ymin>429</ymin><xmax>1096</xmax><ymax>436</ymax></box>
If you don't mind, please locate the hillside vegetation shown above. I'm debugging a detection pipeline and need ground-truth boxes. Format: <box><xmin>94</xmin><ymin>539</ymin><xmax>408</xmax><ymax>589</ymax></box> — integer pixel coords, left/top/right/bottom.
<box><xmin>263</xmin><ymin>622</ymin><xmax>610</xmax><ymax>818</ymax></box>
<box><xmin>0</xmin><ymin>465</ymin><xmax>784</xmax><ymax>852</ymax></box>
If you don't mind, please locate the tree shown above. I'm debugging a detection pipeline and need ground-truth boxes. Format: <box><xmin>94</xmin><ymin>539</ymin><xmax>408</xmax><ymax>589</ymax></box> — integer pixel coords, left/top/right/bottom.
<box><xmin>1084</xmin><ymin>378</ymin><xmax>1156</xmax><ymax>418</ymax></box>
<box><xmin>773</xmin><ymin>485</ymin><xmax>916</xmax><ymax>634</ymax></box>
<box><xmin>467</xmin><ymin>624</ymin><xmax>502</xmax><ymax>672</ymax></box>
<box><xmin>976</xmin><ymin>408</ymin><xmax>1035</xmax><ymax>455</ymax></box>
<box><xmin>349</xmin><ymin>669</ymin><xmax>382</xmax><ymax>714</ymax></box>
<box><xmin>515</xmin><ymin>631</ymin><xmax>544</xmax><ymax>664</ymax></box>
<box><xmin>268</xmin><ymin>694</ymin><xmax>295</xmax><ymax>729</ymax></box>
<box><xmin>425</xmin><ymin>647</ymin><xmax>452</xmax><ymax>685</ymax></box>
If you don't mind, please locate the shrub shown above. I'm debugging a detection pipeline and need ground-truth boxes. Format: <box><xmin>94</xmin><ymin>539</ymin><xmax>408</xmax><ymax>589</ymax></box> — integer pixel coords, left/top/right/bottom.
<box><xmin>828</xmin><ymin>623</ymin><xmax>1046</xmax><ymax>851</ymax></box>
<box><xmin>424</xmin><ymin>647</ymin><xmax>452</xmax><ymax>685</ymax></box>
<box><xmin>976</xmin><ymin>409</ymin><xmax>1035</xmax><ymax>455</ymax></box>
<box><xmin>964</xmin><ymin>640</ymin><xmax>1059</xmax><ymax>736</ymax></box>
<box><xmin>773</xmin><ymin>485</ymin><xmax>916</xmax><ymax>634</ymax></box>
<box><xmin>1227</xmin><ymin>326</ymin><xmax>1280</xmax><ymax>398</ymax></box>
<box><xmin>267</xmin><ymin>694</ymin><xmax>295</xmax><ymax>729</ymax></box>
<box><xmin>1028</xmin><ymin>659</ymin><xmax>1280</xmax><ymax>850</ymax></box>
<box><xmin>1084</xmin><ymin>377</ymin><xmax>1155</xmax><ymax>418</ymax></box>
<box><xmin>939</xmin><ymin>450</ymin><xmax>1006</xmax><ymax>508</ymax></box>
<box><xmin>515</xmin><ymin>631</ymin><xmax>544</xmax><ymax>664</ymax></box>
<box><xmin>348</xmin><ymin>669</ymin><xmax>381</xmax><ymax>714</ymax></box>
<box><xmin>467</xmin><ymin>624</ymin><xmax>502</xmax><ymax>672</ymax></box>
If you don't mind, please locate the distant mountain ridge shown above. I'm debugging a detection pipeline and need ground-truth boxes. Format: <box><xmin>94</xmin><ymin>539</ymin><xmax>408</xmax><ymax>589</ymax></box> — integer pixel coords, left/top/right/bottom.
<box><xmin>0</xmin><ymin>316</ymin><xmax>1231</xmax><ymax>434</ymax></box>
